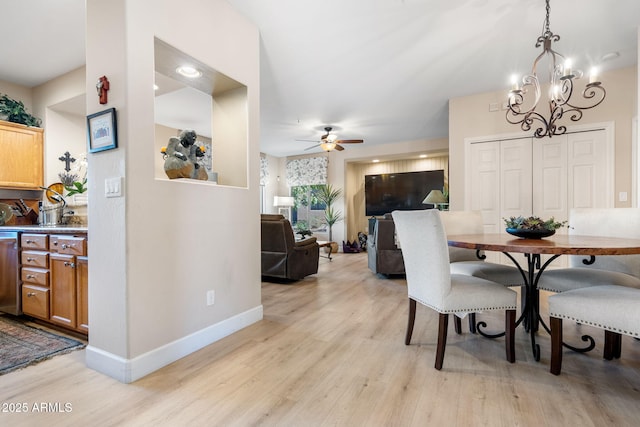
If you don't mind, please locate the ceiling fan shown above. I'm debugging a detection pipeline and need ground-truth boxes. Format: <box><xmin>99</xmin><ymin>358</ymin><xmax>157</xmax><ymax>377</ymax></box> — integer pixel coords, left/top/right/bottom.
<box><xmin>298</xmin><ymin>127</ymin><xmax>364</xmax><ymax>152</ymax></box>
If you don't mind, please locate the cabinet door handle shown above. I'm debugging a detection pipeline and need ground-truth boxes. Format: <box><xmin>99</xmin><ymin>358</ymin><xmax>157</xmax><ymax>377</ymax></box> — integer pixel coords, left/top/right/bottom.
<box><xmin>26</xmin><ymin>257</ymin><xmax>34</xmax><ymax>262</ymax></box>
<box><xmin>26</xmin><ymin>274</ymin><xmax>36</xmax><ymax>279</ymax></box>
<box><xmin>26</xmin><ymin>239</ymin><xmax>34</xmax><ymax>244</ymax></box>
<box><xmin>27</xmin><ymin>292</ymin><xmax>36</xmax><ymax>297</ymax></box>
<box><xmin>64</xmin><ymin>261</ymin><xmax>76</xmax><ymax>268</ymax></box>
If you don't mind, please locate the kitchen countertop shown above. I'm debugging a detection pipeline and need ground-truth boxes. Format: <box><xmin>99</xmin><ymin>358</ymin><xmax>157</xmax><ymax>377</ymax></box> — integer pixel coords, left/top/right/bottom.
<box><xmin>0</xmin><ymin>224</ymin><xmax>88</xmax><ymax>233</ymax></box>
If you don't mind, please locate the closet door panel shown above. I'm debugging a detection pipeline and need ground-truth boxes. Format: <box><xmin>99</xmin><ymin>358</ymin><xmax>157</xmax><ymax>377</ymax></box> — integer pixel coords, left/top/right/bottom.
<box><xmin>568</xmin><ymin>130</ymin><xmax>609</xmax><ymax>209</ymax></box>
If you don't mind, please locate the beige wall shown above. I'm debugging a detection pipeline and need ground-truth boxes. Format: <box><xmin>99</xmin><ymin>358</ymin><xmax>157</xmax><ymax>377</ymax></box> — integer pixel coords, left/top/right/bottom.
<box><xmin>212</xmin><ymin>86</ymin><xmax>248</xmax><ymax>187</ymax></box>
<box><xmin>261</xmin><ymin>153</ymin><xmax>287</xmax><ymax>214</ymax></box>
<box><xmin>449</xmin><ymin>66</ymin><xmax>638</xmax><ymax>210</ymax></box>
<box><xmin>0</xmin><ymin>79</ymin><xmax>33</xmax><ymax>111</ymax></box>
<box><xmin>85</xmin><ymin>0</ymin><xmax>261</xmax><ymax>382</ymax></box>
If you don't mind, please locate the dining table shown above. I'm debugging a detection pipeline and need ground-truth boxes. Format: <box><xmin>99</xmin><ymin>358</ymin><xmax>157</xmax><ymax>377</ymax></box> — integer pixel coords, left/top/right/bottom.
<box><xmin>447</xmin><ymin>233</ymin><xmax>640</xmax><ymax>361</ymax></box>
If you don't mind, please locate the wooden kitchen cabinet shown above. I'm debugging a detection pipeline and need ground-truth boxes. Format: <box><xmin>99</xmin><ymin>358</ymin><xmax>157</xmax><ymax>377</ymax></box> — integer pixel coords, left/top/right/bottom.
<box><xmin>19</xmin><ymin>232</ymin><xmax>88</xmax><ymax>334</ymax></box>
<box><xmin>76</xmin><ymin>256</ymin><xmax>89</xmax><ymax>333</ymax></box>
<box><xmin>50</xmin><ymin>253</ymin><xmax>77</xmax><ymax>329</ymax></box>
<box><xmin>20</xmin><ymin>234</ymin><xmax>50</xmax><ymax>321</ymax></box>
<box><xmin>0</xmin><ymin>120</ymin><xmax>44</xmax><ymax>189</ymax></box>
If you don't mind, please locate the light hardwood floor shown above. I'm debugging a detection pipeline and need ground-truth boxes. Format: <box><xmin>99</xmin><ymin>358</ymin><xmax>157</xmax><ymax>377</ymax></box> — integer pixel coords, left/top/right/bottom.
<box><xmin>2</xmin><ymin>252</ymin><xmax>640</xmax><ymax>426</ymax></box>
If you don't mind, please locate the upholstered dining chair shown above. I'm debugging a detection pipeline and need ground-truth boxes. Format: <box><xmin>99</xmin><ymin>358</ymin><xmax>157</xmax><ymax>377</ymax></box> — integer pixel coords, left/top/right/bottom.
<box><xmin>391</xmin><ymin>209</ymin><xmax>517</xmax><ymax>370</ymax></box>
<box><xmin>537</xmin><ymin>208</ymin><xmax>640</xmax><ymax>293</ymax></box>
<box><xmin>439</xmin><ymin>210</ymin><xmax>526</xmax><ymax>332</ymax></box>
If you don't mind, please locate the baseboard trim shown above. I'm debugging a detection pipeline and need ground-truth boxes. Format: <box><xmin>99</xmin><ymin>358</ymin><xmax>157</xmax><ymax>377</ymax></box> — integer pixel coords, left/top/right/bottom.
<box><xmin>86</xmin><ymin>305</ymin><xmax>263</xmax><ymax>383</ymax></box>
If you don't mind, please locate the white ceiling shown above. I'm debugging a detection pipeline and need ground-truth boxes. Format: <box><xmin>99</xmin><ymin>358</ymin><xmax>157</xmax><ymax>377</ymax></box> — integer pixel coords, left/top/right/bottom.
<box><xmin>1</xmin><ymin>0</ymin><xmax>639</xmax><ymax>157</ymax></box>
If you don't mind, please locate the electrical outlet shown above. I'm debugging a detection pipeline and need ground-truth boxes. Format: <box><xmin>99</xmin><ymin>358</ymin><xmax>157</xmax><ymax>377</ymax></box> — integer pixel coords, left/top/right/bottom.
<box><xmin>206</xmin><ymin>290</ymin><xmax>215</xmax><ymax>306</ymax></box>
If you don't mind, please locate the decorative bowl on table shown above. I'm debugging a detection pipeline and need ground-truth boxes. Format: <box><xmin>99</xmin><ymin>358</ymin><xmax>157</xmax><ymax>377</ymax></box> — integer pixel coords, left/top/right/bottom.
<box><xmin>503</xmin><ymin>216</ymin><xmax>567</xmax><ymax>239</ymax></box>
<box><xmin>506</xmin><ymin>228</ymin><xmax>555</xmax><ymax>239</ymax></box>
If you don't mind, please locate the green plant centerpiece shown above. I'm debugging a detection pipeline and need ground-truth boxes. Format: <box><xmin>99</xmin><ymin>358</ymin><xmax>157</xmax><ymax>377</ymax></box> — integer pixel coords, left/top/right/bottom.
<box><xmin>0</xmin><ymin>93</ymin><xmax>42</xmax><ymax>127</ymax></box>
<box><xmin>504</xmin><ymin>216</ymin><xmax>567</xmax><ymax>239</ymax></box>
<box><xmin>317</xmin><ymin>184</ymin><xmax>343</xmax><ymax>244</ymax></box>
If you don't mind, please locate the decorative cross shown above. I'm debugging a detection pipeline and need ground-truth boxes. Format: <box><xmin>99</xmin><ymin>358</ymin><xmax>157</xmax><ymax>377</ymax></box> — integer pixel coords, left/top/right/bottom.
<box><xmin>58</xmin><ymin>151</ymin><xmax>76</xmax><ymax>172</ymax></box>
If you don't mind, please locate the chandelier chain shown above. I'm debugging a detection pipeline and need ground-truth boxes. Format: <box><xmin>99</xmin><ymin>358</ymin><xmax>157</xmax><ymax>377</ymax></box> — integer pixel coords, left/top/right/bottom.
<box><xmin>544</xmin><ymin>0</ymin><xmax>551</xmax><ymax>36</ymax></box>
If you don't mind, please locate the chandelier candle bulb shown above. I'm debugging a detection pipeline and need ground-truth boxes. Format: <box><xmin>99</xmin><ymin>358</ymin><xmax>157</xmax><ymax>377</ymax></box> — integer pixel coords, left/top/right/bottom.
<box><xmin>563</xmin><ymin>59</ymin><xmax>572</xmax><ymax>77</ymax></box>
<box><xmin>589</xmin><ymin>68</ymin><xmax>599</xmax><ymax>84</ymax></box>
<box><xmin>511</xmin><ymin>75</ymin><xmax>520</xmax><ymax>91</ymax></box>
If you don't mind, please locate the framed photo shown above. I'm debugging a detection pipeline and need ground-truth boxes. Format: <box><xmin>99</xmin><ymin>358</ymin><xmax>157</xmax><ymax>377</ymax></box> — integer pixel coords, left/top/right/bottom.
<box><xmin>87</xmin><ymin>108</ymin><xmax>118</xmax><ymax>153</ymax></box>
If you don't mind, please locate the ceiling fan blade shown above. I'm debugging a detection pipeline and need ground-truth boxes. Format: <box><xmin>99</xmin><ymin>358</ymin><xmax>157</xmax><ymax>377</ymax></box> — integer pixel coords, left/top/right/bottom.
<box><xmin>336</xmin><ymin>139</ymin><xmax>363</xmax><ymax>144</ymax></box>
<box><xmin>334</xmin><ymin>144</ymin><xmax>345</xmax><ymax>151</ymax></box>
<box><xmin>304</xmin><ymin>144</ymin><xmax>320</xmax><ymax>151</ymax></box>
<box><xmin>296</xmin><ymin>139</ymin><xmax>320</xmax><ymax>143</ymax></box>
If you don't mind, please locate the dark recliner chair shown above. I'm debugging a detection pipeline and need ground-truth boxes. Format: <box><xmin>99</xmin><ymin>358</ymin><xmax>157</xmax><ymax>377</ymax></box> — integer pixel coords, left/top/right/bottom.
<box><xmin>261</xmin><ymin>214</ymin><xmax>319</xmax><ymax>280</ymax></box>
<box><xmin>367</xmin><ymin>215</ymin><xmax>405</xmax><ymax>275</ymax></box>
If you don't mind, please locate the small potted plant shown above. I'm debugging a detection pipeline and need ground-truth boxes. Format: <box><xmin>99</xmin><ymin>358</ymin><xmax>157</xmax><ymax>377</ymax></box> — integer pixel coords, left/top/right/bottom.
<box><xmin>318</xmin><ymin>184</ymin><xmax>343</xmax><ymax>252</ymax></box>
<box><xmin>504</xmin><ymin>216</ymin><xmax>567</xmax><ymax>239</ymax></box>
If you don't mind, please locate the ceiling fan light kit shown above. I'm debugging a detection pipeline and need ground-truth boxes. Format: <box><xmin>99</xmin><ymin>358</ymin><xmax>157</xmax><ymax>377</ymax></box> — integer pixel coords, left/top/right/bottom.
<box><xmin>506</xmin><ymin>0</ymin><xmax>606</xmax><ymax>138</ymax></box>
<box><xmin>299</xmin><ymin>126</ymin><xmax>364</xmax><ymax>152</ymax></box>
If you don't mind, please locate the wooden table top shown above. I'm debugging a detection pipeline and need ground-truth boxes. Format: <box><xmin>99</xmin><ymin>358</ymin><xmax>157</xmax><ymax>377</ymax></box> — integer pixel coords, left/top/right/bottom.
<box><xmin>447</xmin><ymin>233</ymin><xmax>640</xmax><ymax>256</ymax></box>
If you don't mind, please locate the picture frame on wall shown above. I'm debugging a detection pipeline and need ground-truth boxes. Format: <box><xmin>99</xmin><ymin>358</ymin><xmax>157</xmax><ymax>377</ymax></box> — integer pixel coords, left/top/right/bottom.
<box><xmin>87</xmin><ymin>107</ymin><xmax>118</xmax><ymax>153</ymax></box>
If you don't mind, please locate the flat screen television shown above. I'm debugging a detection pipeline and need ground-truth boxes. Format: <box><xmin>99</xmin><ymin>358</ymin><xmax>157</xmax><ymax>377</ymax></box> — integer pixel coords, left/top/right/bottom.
<box><xmin>365</xmin><ymin>170</ymin><xmax>445</xmax><ymax>216</ymax></box>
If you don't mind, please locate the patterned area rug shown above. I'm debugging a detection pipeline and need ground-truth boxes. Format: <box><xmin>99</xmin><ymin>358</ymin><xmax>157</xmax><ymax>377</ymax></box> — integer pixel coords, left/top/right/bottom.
<box><xmin>0</xmin><ymin>315</ymin><xmax>85</xmax><ymax>375</ymax></box>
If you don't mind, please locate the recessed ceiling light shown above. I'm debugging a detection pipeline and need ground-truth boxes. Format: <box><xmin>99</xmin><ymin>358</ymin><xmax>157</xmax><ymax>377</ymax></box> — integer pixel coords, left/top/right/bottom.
<box><xmin>372</xmin><ymin>159</ymin><xmax>380</xmax><ymax>163</ymax></box>
<box><xmin>419</xmin><ymin>154</ymin><xmax>427</xmax><ymax>158</ymax></box>
<box><xmin>153</xmin><ymin>84</ymin><xmax>159</xmax><ymax>91</ymax></box>
<box><xmin>176</xmin><ymin>66</ymin><xmax>202</xmax><ymax>78</ymax></box>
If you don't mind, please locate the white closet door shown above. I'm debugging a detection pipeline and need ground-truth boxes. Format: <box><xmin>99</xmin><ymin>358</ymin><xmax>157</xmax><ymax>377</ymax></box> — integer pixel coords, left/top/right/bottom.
<box><xmin>469</xmin><ymin>138</ymin><xmax>531</xmax><ymax>264</ymax></box>
<box><xmin>501</xmin><ymin>138</ymin><xmax>533</xmax><ymax>220</ymax></box>
<box><xmin>533</xmin><ymin>137</ymin><xmax>568</xmax><ymax>224</ymax></box>
<box><xmin>532</xmin><ymin>129</ymin><xmax>610</xmax><ymax>267</ymax></box>
<box><xmin>469</xmin><ymin>141</ymin><xmax>501</xmax><ymax>233</ymax></box>
<box><xmin>533</xmin><ymin>129</ymin><xmax>610</xmax><ymax>220</ymax></box>
<box><xmin>568</xmin><ymin>130</ymin><xmax>610</xmax><ymax>209</ymax></box>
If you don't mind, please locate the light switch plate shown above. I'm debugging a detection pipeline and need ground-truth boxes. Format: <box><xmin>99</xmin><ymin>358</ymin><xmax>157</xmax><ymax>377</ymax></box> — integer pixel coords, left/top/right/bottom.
<box><xmin>105</xmin><ymin>177</ymin><xmax>123</xmax><ymax>198</ymax></box>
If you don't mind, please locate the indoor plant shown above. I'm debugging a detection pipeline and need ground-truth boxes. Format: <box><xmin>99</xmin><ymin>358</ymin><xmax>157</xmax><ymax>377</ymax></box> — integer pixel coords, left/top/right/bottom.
<box><xmin>318</xmin><ymin>184</ymin><xmax>343</xmax><ymax>247</ymax></box>
<box><xmin>504</xmin><ymin>216</ymin><xmax>567</xmax><ymax>238</ymax></box>
<box><xmin>0</xmin><ymin>93</ymin><xmax>42</xmax><ymax>127</ymax></box>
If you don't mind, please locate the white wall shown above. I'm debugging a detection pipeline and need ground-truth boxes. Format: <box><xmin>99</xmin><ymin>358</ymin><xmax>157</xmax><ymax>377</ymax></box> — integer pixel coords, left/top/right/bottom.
<box><xmin>85</xmin><ymin>0</ymin><xmax>261</xmax><ymax>382</ymax></box>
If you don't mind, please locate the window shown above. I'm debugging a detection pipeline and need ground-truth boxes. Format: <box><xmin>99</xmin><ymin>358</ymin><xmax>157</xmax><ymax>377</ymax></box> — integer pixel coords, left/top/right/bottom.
<box><xmin>291</xmin><ymin>185</ymin><xmax>326</xmax><ymax>232</ymax></box>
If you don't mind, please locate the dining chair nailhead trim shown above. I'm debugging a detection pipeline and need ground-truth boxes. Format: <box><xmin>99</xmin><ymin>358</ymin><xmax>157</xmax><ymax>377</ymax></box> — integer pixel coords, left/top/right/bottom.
<box><xmin>549</xmin><ymin>312</ymin><xmax>640</xmax><ymax>338</ymax></box>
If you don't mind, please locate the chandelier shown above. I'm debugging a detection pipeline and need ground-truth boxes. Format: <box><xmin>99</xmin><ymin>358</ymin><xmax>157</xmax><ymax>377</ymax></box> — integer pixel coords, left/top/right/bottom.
<box><xmin>506</xmin><ymin>0</ymin><xmax>606</xmax><ymax>138</ymax></box>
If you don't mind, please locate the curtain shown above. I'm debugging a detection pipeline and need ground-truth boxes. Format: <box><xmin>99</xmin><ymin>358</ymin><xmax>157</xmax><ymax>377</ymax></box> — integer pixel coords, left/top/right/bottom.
<box><xmin>260</xmin><ymin>156</ymin><xmax>269</xmax><ymax>186</ymax></box>
<box><xmin>286</xmin><ymin>156</ymin><xmax>328</xmax><ymax>186</ymax></box>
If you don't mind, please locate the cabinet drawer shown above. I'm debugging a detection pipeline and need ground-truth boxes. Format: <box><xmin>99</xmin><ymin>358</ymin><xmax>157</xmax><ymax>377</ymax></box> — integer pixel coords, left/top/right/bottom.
<box><xmin>22</xmin><ymin>285</ymin><xmax>50</xmax><ymax>319</ymax></box>
<box><xmin>21</xmin><ymin>267</ymin><xmax>49</xmax><ymax>286</ymax></box>
<box><xmin>21</xmin><ymin>250</ymin><xmax>49</xmax><ymax>268</ymax></box>
<box><xmin>50</xmin><ymin>235</ymin><xmax>87</xmax><ymax>256</ymax></box>
<box><xmin>21</xmin><ymin>234</ymin><xmax>48</xmax><ymax>250</ymax></box>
